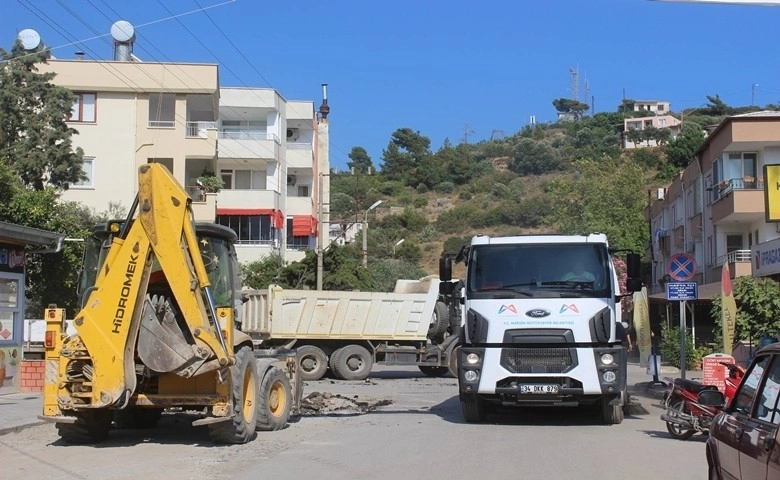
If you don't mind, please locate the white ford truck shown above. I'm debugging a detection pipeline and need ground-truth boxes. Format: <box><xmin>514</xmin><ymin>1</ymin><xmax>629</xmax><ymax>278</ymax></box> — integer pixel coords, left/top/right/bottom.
<box><xmin>439</xmin><ymin>233</ymin><xmax>641</xmax><ymax>424</ymax></box>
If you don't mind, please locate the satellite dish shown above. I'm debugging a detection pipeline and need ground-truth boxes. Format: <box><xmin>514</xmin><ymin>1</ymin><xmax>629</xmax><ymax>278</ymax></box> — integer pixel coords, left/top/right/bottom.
<box><xmin>17</xmin><ymin>29</ymin><xmax>42</xmax><ymax>51</ymax></box>
<box><xmin>110</xmin><ymin>20</ymin><xmax>135</xmax><ymax>43</ymax></box>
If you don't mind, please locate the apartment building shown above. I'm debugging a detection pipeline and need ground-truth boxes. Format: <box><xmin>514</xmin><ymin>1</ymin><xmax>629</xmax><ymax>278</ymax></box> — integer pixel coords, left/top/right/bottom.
<box><xmin>633</xmin><ymin>100</ymin><xmax>671</xmax><ymax>115</ymax></box>
<box><xmin>622</xmin><ymin>114</ymin><xmax>682</xmax><ymax>149</ymax></box>
<box><xmin>31</xmin><ymin>27</ymin><xmax>324</xmax><ymax>265</ymax></box>
<box><xmin>646</xmin><ymin>111</ymin><xmax>780</xmax><ymax>342</ymax></box>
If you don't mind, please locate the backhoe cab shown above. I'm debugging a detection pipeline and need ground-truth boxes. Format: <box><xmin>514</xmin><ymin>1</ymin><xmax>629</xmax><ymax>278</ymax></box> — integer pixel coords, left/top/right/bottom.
<box><xmin>39</xmin><ymin>163</ymin><xmax>298</xmax><ymax>444</ymax></box>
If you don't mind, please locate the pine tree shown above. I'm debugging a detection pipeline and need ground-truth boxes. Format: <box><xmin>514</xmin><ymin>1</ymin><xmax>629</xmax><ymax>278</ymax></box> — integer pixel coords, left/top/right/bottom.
<box><xmin>0</xmin><ymin>41</ymin><xmax>85</xmax><ymax>191</ymax></box>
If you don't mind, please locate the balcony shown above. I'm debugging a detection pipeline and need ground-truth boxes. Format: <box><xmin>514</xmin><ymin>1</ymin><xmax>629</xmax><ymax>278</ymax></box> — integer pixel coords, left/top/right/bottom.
<box><xmin>287</xmin><ymin>142</ymin><xmax>314</xmax><ymax>169</ymax></box>
<box><xmin>184</xmin><ymin>122</ymin><xmax>218</xmax><ymax>157</ymax></box>
<box><xmin>217</xmin><ymin>188</ymin><xmax>280</xmax><ymax>211</ymax></box>
<box><xmin>711</xmin><ymin>177</ymin><xmax>765</xmax><ymax>224</ymax></box>
<box><xmin>218</xmin><ymin>130</ymin><xmax>280</xmax><ymax>160</ymax></box>
<box><xmin>286</xmin><ymin>195</ymin><xmax>313</xmax><ymax>216</ymax></box>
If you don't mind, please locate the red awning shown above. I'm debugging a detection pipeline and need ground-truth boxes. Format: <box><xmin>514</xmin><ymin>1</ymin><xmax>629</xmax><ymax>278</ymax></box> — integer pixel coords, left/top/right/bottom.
<box><xmin>292</xmin><ymin>216</ymin><xmax>318</xmax><ymax>236</ymax></box>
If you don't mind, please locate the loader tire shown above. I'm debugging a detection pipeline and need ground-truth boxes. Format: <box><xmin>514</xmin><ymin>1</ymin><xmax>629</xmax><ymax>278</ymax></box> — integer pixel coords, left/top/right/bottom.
<box><xmin>113</xmin><ymin>407</ymin><xmax>164</xmax><ymax>429</ymax></box>
<box><xmin>208</xmin><ymin>346</ymin><xmax>259</xmax><ymax>444</ymax></box>
<box><xmin>56</xmin><ymin>409</ymin><xmax>113</xmax><ymax>444</ymax></box>
<box><xmin>330</xmin><ymin>344</ymin><xmax>373</xmax><ymax>380</ymax></box>
<box><xmin>256</xmin><ymin>366</ymin><xmax>292</xmax><ymax>431</ymax></box>
<box><xmin>296</xmin><ymin>345</ymin><xmax>329</xmax><ymax>381</ymax></box>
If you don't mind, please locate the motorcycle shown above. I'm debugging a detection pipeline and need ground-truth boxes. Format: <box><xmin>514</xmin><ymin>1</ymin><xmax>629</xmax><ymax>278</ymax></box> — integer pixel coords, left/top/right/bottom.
<box><xmin>661</xmin><ymin>361</ymin><xmax>745</xmax><ymax>440</ymax></box>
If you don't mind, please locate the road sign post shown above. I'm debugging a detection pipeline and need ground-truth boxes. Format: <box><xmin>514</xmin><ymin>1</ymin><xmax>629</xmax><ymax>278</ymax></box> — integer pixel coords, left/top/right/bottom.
<box><xmin>667</xmin><ymin>282</ymin><xmax>698</xmax><ymax>379</ymax></box>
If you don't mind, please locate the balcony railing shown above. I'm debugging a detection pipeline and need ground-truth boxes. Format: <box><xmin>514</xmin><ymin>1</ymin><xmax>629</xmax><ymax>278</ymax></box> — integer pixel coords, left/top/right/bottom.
<box><xmin>716</xmin><ymin>249</ymin><xmax>752</xmax><ymax>266</ymax></box>
<box><xmin>218</xmin><ymin>130</ymin><xmax>279</xmax><ymax>143</ymax></box>
<box><xmin>712</xmin><ymin>177</ymin><xmax>764</xmax><ymax>202</ymax></box>
<box><xmin>186</xmin><ymin>121</ymin><xmax>217</xmax><ymax>137</ymax></box>
<box><xmin>287</xmin><ymin>141</ymin><xmax>313</xmax><ymax>150</ymax></box>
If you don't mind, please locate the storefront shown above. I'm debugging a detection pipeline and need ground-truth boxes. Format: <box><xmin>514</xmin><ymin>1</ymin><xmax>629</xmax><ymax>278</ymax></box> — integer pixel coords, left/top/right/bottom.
<box><xmin>0</xmin><ymin>222</ymin><xmax>63</xmax><ymax>394</ymax></box>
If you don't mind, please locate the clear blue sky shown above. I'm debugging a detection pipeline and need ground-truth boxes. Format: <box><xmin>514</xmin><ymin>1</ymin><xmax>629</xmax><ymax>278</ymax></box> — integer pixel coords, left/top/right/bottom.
<box><xmin>3</xmin><ymin>0</ymin><xmax>780</xmax><ymax>170</ymax></box>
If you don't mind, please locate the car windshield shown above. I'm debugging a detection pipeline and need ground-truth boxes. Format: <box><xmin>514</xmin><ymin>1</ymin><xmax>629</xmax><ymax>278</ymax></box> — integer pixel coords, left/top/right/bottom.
<box><xmin>467</xmin><ymin>243</ymin><xmax>612</xmax><ymax>299</ymax></box>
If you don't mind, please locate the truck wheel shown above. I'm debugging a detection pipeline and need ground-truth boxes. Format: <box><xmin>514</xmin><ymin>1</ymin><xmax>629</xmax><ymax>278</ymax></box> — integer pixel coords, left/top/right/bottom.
<box><xmin>331</xmin><ymin>345</ymin><xmax>373</xmax><ymax>380</ymax></box>
<box><xmin>56</xmin><ymin>410</ymin><xmax>113</xmax><ymax>444</ymax></box>
<box><xmin>208</xmin><ymin>346</ymin><xmax>259</xmax><ymax>444</ymax></box>
<box><xmin>418</xmin><ymin>365</ymin><xmax>449</xmax><ymax>377</ymax></box>
<box><xmin>296</xmin><ymin>345</ymin><xmax>328</xmax><ymax>381</ymax></box>
<box><xmin>461</xmin><ymin>397</ymin><xmax>487</xmax><ymax>423</ymax></box>
<box><xmin>429</xmin><ymin>301</ymin><xmax>450</xmax><ymax>338</ymax></box>
<box><xmin>114</xmin><ymin>407</ymin><xmax>164</xmax><ymax>429</ymax></box>
<box><xmin>601</xmin><ymin>396</ymin><xmax>624</xmax><ymax>425</ymax></box>
<box><xmin>256</xmin><ymin>366</ymin><xmax>292</xmax><ymax>431</ymax></box>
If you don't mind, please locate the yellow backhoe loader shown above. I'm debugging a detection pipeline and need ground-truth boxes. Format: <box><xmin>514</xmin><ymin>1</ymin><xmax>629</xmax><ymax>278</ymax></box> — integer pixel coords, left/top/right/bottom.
<box><xmin>38</xmin><ymin>163</ymin><xmax>300</xmax><ymax>444</ymax></box>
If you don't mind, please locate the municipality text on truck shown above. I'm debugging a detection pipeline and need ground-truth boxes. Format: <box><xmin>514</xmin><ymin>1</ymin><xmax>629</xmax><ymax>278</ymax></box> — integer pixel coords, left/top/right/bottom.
<box><xmin>439</xmin><ymin>233</ymin><xmax>641</xmax><ymax>424</ymax></box>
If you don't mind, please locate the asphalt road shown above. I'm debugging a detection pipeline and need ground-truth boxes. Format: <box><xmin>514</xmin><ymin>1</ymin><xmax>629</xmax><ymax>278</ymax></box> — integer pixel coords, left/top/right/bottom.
<box><xmin>1</xmin><ymin>365</ymin><xmax>706</xmax><ymax>480</ymax></box>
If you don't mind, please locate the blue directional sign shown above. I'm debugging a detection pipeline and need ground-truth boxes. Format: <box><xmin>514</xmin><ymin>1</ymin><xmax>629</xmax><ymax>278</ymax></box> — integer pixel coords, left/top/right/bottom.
<box><xmin>668</xmin><ymin>253</ymin><xmax>697</xmax><ymax>281</ymax></box>
<box><xmin>666</xmin><ymin>282</ymin><xmax>698</xmax><ymax>301</ymax></box>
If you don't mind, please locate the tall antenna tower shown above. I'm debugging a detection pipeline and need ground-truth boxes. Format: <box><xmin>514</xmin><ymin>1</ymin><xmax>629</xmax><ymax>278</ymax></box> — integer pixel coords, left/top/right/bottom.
<box><xmin>569</xmin><ymin>67</ymin><xmax>579</xmax><ymax>102</ymax></box>
<box><xmin>584</xmin><ymin>76</ymin><xmax>590</xmax><ymax>103</ymax></box>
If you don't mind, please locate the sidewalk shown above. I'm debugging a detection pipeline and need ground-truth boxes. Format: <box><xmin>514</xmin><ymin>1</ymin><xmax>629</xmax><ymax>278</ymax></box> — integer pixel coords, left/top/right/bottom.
<box><xmin>0</xmin><ymin>391</ymin><xmax>45</xmax><ymax>436</ymax></box>
<box><xmin>0</xmin><ymin>362</ymin><xmax>698</xmax><ymax>436</ymax></box>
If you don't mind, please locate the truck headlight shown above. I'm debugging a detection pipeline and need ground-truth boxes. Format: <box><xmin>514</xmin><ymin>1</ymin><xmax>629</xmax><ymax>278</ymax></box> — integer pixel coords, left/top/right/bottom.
<box><xmin>602</xmin><ymin>371</ymin><xmax>616</xmax><ymax>383</ymax></box>
<box><xmin>601</xmin><ymin>353</ymin><xmax>614</xmax><ymax>365</ymax></box>
<box><xmin>466</xmin><ymin>353</ymin><xmax>480</xmax><ymax>365</ymax></box>
<box><xmin>464</xmin><ymin>370</ymin><xmax>479</xmax><ymax>382</ymax></box>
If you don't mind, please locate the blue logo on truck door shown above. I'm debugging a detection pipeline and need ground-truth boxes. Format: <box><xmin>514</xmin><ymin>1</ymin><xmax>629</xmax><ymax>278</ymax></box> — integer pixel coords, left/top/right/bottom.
<box><xmin>526</xmin><ymin>309</ymin><xmax>550</xmax><ymax>318</ymax></box>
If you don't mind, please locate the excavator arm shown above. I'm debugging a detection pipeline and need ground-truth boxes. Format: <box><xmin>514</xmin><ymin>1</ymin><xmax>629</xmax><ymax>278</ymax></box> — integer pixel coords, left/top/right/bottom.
<box><xmin>61</xmin><ymin>163</ymin><xmax>231</xmax><ymax>409</ymax></box>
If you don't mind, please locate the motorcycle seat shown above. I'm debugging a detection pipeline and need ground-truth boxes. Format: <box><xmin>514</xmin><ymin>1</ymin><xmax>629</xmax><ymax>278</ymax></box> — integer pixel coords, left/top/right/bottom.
<box><xmin>673</xmin><ymin>377</ymin><xmax>718</xmax><ymax>393</ymax></box>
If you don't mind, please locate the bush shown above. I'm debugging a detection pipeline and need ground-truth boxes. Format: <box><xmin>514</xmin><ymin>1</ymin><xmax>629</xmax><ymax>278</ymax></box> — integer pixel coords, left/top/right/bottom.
<box><xmin>436</xmin><ymin>181</ymin><xmax>455</xmax><ymax>194</ymax></box>
<box><xmin>659</xmin><ymin>324</ymin><xmax>712</xmax><ymax>370</ymax></box>
<box><xmin>413</xmin><ymin>196</ymin><xmax>428</xmax><ymax>208</ymax></box>
<box><xmin>415</xmin><ymin>183</ymin><xmax>429</xmax><ymax>194</ymax></box>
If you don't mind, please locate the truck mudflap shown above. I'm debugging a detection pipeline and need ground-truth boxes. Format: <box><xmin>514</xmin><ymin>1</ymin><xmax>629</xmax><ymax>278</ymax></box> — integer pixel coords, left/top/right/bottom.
<box><xmin>457</xmin><ymin>346</ymin><xmax>626</xmax><ymax>407</ymax></box>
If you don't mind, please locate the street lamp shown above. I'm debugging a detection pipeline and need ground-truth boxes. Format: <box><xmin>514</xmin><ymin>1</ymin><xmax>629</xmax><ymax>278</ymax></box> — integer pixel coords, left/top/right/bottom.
<box><xmin>393</xmin><ymin>238</ymin><xmax>405</xmax><ymax>256</ymax></box>
<box><xmin>362</xmin><ymin>200</ymin><xmax>383</xmax><ymax>268</ymax></box>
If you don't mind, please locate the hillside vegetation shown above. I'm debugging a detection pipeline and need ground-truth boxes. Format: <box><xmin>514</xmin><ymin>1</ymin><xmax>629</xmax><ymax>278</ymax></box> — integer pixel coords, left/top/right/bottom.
<box><xmin>243</xmin><ymin>96</ymin><xmax>772</xmax><ymax>291</ymax></box>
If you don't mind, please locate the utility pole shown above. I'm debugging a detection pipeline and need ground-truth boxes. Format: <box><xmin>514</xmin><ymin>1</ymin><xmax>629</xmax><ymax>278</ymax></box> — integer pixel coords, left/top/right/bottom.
<box><xmin>462</xmin><ymin>123</ymin><xmax>475</xmax><ymax>144</ymax></box>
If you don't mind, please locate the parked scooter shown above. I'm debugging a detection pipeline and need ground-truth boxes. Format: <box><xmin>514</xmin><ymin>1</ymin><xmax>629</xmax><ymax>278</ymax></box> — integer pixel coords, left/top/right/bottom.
<box><xmin>661</xmin><ymin>362</ymin><xmax>745</xmax><ymax>440</ymax></box>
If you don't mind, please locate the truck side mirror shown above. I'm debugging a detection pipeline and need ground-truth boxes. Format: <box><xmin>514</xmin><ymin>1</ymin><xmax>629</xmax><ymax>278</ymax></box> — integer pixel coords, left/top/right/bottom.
<box><xmin>625</xmin><ymin>253</ymin><xmax>642</xmax><ymax>293</ymax></box>
<box><xmin>439</xmin><ymin>281</ymin><xmax>454</xmax><ymax>296</ymax></box>
<box><xmin>440</xmin><ymin>255</ymin><xmax>452</xmax><ymax>282</ymax></box>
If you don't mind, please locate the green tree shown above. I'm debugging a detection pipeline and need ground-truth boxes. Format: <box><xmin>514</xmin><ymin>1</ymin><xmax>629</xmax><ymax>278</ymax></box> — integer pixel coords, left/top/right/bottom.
<box><xmin>347</xmin><ymin>146</ymin><xmax>373</xmax><ymax>174</ymax></box>
<box><xmin>642</xmin><ymin>125</ymin><xmax>659</xmax><ymax>146</ymax></box>
<box><xmin>240</xmin><ymin>253</ymin><xmax>286</xmax><ymax>289</ymax></box>
<box><xmin>0</xmin><ymin>41</ymin><xmax>85</xmax><ymax>190</ymax></box>
<box><xmin>509</xmin><ymin>139</ymin><xmax>563</xmax><ymax>176</ymax></box>
<box><xmin>617</xmin><ymin>99</ymin><xmax>636</xmax><ymax>113</ymax></box>
<box><xmin>655</xmin><ymin>127</ymin><xmax>672</xmax><ymax>146</ymax></box>
<box><xmin>552</xmin><ymin>98</ymin><xmax>589</xmax><ymax>119</ymax></box>
<box><xmin>665</xmin><ymin>122</ymin><xmax>706</xmax><ymax>169</ymax></box>
<box><xmin>702</xmin><ymin>94</ymin><xmax>731</xmax><ymax>116</ymax></box>
<box><xmin>545</xmin><ymin>157</ymin><xmax>647</xmax><ymax>252</ymax></box>
<box><xmin>709</xmin><ymin>276</ymin><xmax>780</xmax><ymax>346</ymax></box>
<box><xmin>626</xmin><ymin>128</ymin><xmax>642</xmax><ymax>148</ymax></box>
<box><xmin>380</xmin><ymin>128</ymin><xmax>432</xmax><ymax>184</ymax></box>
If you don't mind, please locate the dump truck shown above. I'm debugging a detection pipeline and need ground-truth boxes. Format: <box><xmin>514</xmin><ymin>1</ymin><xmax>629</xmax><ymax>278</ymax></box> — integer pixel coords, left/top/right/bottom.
<box><xmin>38</xmin><ymin>163</ymin><xmax>300</xmax><ymax>444</ymax></box>
<box><xmin>439</xmin><ymin>233</ymin><xmax>641</xmax><ymax>424</ymax></box>
<box><xmin>240</xmin><ymin>276</ymin><xmax>463</xmax><ymax>381</ymax></box>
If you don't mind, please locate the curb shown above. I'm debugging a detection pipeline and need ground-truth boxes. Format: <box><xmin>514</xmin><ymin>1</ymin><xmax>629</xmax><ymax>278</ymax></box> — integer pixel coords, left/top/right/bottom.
<box><xmin>0</xmin><ymin>420</ymin><xmax>46</xmax><ymax>437</ymax></box>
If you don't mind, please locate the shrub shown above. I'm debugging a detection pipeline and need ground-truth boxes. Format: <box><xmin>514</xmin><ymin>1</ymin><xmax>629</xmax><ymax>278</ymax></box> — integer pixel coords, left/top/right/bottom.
<box><xmin>436</xmin><ymin>181</ymin><xmax>455</xmax><ymax>194</ymax></box>
<box><xmin>415</xmin><ymin>183</ymin><xmax>429</xmax><ymax>194</ymax></box>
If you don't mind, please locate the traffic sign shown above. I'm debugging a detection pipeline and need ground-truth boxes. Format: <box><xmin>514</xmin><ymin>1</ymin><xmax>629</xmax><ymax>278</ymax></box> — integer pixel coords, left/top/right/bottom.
<box><xmin>668</xmin><ymin>253</ymin><xmax>697</xmax><ymax>281</ymax></box>
<box><xmin>666</xmin><ymin>282</ymin><xmax>698</xmax><ymax>301</ymax></box>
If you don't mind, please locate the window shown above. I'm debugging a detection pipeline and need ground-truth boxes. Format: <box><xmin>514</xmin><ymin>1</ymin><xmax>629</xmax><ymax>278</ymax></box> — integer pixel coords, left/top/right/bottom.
<box><xmin>0</xmin><ymin>274</ymin><xmax>23</xmax><ymax>345</ymax></box>
<box><xmin>148</xmin><ymin>93</ymin><xmax>175</xmax><ymax>128</ymax></box>
<box><xmin>657</xmin><ymin>104</ymin><xmax>665</xmax><ymax>112</ymax></box>
<box><xmin>72</xmin><ymin>157</ymin><xmax>94</xmax><ymax>187</ymax></box>
<box><xmin>726</xmin><ymin>234</ymin><xmax>744</xmax><ymax>253</ymax></box>
<box><xmin>216</xmin><ymin>215</ymin><xmax>274</xmax><ymax>245</ymax></box>
<box><xmin>659</xmin><ymin>118</ymin><xmax>667</xmax><ymax>127</ymax></box>
<box><xmin>69</xmin><ymin>93</ymin><xmax>96</xmax><ymax>122</ymax></box>
<box><xmin>644</xmin><ymin>120</ymin><xmax>653</xmax><ymax>128</ymax></box>
<box><xmin>755</xmin><ymin>357</ymin><xmax>780</xmax><ymax>424</ymax></box>
<box><xmin>286</xmin><ymin>218</ymin><xmax>311</xmax><ymax>250</ymax></box>
<box><xmin>735</xmin><ymin>355</ymin><xmax>770</xmax><ymax>415</ymax></box>
<box><xmin>220</xmin><ymin>169</ymin><xmax>265</xmax><ymax>190</ymax></box>
<box><xmin>297</xmin><ymin>185</ymin><xmax>310</xmax><ymax>197</ymax></box>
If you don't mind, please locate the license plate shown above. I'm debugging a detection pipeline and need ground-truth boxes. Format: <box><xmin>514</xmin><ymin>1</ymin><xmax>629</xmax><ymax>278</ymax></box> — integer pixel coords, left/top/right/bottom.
<box><xmin>519</xmin><ymin>384</ymin><xmax>559</xmax><ymax>394</ymax></box>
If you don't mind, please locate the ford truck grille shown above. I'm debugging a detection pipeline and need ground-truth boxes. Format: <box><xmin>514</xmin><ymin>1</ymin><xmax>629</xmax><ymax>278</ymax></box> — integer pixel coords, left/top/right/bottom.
<box><xmin>500</xmin><ymin>348</ymin><xmax>574</xmax><ymax>374</ymax></box>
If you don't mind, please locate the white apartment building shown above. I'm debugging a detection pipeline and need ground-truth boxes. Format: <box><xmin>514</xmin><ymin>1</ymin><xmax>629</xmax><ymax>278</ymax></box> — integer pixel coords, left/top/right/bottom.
<box><xmin>35</xmin><ymin>36</ymin><xmax>324</xmax><ymax>265</ymax></box>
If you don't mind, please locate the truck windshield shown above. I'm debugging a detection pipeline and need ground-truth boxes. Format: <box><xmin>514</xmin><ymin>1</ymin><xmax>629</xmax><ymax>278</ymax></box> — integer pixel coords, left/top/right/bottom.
<box><xmin>467</xmin><ymin>243</ymin><xmax>612</xmax><ymax>298</ymax></box>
